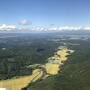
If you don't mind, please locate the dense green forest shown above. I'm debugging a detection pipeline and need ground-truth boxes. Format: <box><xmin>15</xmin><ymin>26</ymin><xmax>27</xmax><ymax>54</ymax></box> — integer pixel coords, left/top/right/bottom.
<box><xmin>0</xmin><ymin>33</ymin><xmax>61</xmax><ymax>79</ymax></box>
<box><xmin>26</xmin><ymin>38</ymin><xmax>90</xmax><ymax>90</ymax></box>
<box><xmin>0</xmin><ymin>33</ymin><xmax>90</xmax><ymax>90</ymax></box>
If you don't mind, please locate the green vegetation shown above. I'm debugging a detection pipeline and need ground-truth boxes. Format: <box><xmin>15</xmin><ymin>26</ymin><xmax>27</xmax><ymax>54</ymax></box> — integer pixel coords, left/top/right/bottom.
<box><xmin>0</xmin><ymin>33</ymin><xmax>60</xmax><ymax>79</ymax></box>
<box><xmin>0</xmin><ymin>33</ymin><xmax>90</xmax><ymax>90</ymax></box>
<box><xmin>26</xmin><ymin>39</ymin><xmax>90</xmax><ymax>90</ymax></box>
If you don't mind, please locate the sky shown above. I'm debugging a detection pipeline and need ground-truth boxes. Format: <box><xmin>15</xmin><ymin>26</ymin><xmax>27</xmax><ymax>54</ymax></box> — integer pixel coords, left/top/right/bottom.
<box><xmin>0</xmin><ymin>0</ymin><xmax>90</xmax><ymax>30</ymax></box>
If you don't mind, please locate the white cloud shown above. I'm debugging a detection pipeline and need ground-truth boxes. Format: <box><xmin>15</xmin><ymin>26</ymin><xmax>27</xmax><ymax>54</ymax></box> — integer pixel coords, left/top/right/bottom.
<box><xmin>31</xmin><ymin>26</ymin><xmax>45</xmax><ymax>31</ymax></box>
<box><xmin>58</xmin><ymin>26</ymin><xmax>82</xmax><ymax>31</ymax></box>
<box><xmin>19</xmin><ymin>19</ymin><xmax>31</xmax><ymax>25</ymax></box>
<box><xmin>44</xmin><ymin>26</ymin><xmax>87</xmax><ymax>31</ymax></box>
<box><xmin>43</xmin><ymin>25</ymin><xmax>83</xmax><ymax>31</ymax></box>
<box><xmin>0</xmin><ymin>24</ymin><xmax>90</xmax><ymax>32</ymax></box>
<box><xmin>83</xmin><ymin>26</ymin><xmax>90</xmax><ymax>30</ymax></box>
<box><xmin>0</xmin><ymin>24</ymin><xmax>16</xmax><ymax>31</ymax></box>
<box><xmin>30</xmin><ymin>25</ymin><xmax>90</xmax><ymax>32</ymax></box>
<box><xmin>48</xmin><ymin>27</ymin><xmax>57</xmax><ymax>31</ymax></box>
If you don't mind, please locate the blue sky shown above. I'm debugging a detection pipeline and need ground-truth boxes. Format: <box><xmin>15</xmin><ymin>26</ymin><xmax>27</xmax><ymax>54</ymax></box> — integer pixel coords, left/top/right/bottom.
<box><xmin>0</xmin><ymin>0</ymin><xmax>90</xmax><ymax>27</ymax></box>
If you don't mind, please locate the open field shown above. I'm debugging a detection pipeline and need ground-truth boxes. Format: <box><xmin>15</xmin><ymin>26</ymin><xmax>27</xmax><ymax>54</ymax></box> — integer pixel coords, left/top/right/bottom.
<box><xmin>0</xmin><ymin>47</ymin><xmax>74</xmax><ymax>90</ymax></box>
<box><xmin>0</xmin><ymin>33</ymin><xmax>90</xmax><ymax>90</ymax></box>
